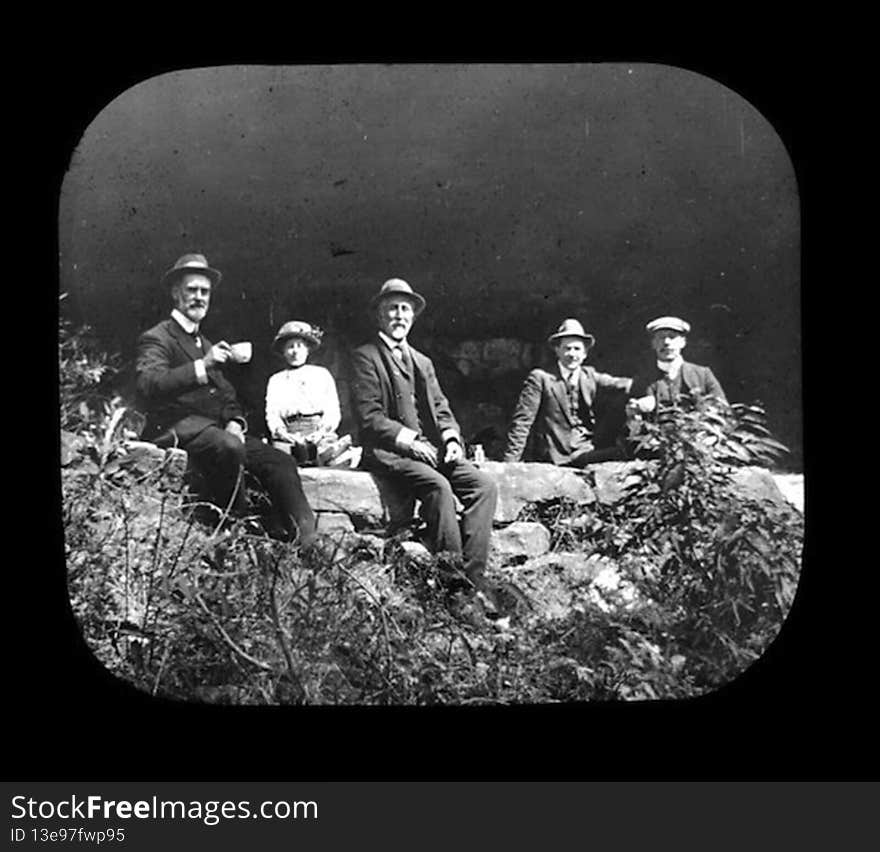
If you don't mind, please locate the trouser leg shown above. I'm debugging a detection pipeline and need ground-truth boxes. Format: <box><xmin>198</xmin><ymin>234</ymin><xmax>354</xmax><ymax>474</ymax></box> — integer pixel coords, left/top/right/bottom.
<box><xmin>183</xmin><ymin>426</ymin><xmax>249</xmax><ymax>515</ymax></box>
<box><xmin>366</xmin><ymin>454</ymin><xmax>462</xmax><ymax>555</ymax></box>
<box><xmin>444</xmin><ymin>460</ymin><xmax>497</xmax><ymax>583</ymax></box>
<box><xmin>243</xmin><ymin>436</ymin><xmax>317</xmax><ymax>542</ymax></box>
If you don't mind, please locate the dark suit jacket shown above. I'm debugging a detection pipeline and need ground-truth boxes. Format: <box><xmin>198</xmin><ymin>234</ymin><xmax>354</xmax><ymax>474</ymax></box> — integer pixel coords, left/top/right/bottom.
<box><xmin>350</xmin><ymin>338</ymin><xmax>459</xmax><ymax>463</ymax></box>
<box><xmin>135</xmin><ymin>317</ymin><xmax>245</xmax><ymax>444</ymax></box>
<box><xmin>503</xmin><ymin>365</ymin><xmax>632</xmax><ymax>464</ymax></box>
<box><xmin>630</xmin><ymin>360</ymin><xmax>727</xmax><ymax>405</ymax></box>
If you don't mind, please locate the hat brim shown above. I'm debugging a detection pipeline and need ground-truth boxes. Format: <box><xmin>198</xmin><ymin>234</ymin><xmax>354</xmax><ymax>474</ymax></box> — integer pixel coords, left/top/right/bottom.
<box><xmin>646</xmin><ymin>325</ymin><xmax>689</xmax><ymax>335</ymax></box>
<box><xmin>163</xmin><ymin>266</ymin><xmax>223</xmax><ymax>288</ymax></box>
<box><xmin>274</xmin><ymin>332</ymin><xmax>321</xmax><ymax>352</ymax></box>
<box><xmin>371</xmin><ymin>290</ymin><xmax>426</xmax><ymax>316</ymax></box>
<box><xmin>548</xmin><ymin>332</ymin><xmax>596</xmax><ymax>347</ymax></box>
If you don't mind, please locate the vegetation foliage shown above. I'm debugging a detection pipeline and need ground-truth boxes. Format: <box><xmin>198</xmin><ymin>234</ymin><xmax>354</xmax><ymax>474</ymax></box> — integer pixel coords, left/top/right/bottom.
<box><xmin>61</xmin><ymin>310</ymin><xmax>803</xmax><ymax>704</ymax></box>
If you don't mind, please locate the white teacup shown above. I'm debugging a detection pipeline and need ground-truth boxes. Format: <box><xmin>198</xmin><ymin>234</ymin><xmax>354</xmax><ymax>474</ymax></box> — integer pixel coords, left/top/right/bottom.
<box><xmin>229</xmin><ymin>342</ymin><xmax>252</xmax><ymax>363</ymax></box>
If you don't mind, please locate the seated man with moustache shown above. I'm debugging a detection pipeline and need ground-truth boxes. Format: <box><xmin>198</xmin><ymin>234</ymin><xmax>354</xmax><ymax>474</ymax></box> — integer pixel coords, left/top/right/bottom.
<box><xmin>626</xmin><ymin>315</ymin><xmax>727</xmax><ymax>418</ymax></box>
<box><xmin>350</xmin><ymin>278</ymin><xmax>499</xmax><ymax>609</ymax></box>
<box><xmin>503</xmin><ymin>318</ymin><xmax>633</xmax><ymax>467</ymax></box>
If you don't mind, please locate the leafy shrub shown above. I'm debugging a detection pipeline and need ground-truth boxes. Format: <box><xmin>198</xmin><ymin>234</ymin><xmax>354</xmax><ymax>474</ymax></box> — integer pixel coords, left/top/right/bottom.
<box><xmin>59</xmin><ymin>296</ymin><xmax>122</xmax><ymax>436</ymax></box>
<box><xmin>522</xmin><ymin>396</ymin><xmax>803</xmax><ymax>692</ymax></box>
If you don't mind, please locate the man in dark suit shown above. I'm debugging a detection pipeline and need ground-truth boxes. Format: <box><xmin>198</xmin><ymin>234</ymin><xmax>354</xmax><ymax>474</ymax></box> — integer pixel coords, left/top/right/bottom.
<box><xmin>626</xmin><ymin>316</ymin><xmax>727</xmax><ymax>416</ymax></box>
<box><xmin>503</xmin><ymin>318</ymin><xmax>633</xmax><ymax>466</ymax></box>
<box><xmin>136</xmin><ymin>253</ymin><xmax>316</xmax><ymax>542</ymax></box>
<box><xmin>351</xmin><ymin>279</ymin><xmax>498</xmax><ymax>596</ymax></box>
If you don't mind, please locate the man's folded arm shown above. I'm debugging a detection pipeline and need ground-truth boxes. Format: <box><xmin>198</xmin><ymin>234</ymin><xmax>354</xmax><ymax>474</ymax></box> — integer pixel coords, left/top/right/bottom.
<box><xmin>594</xmin><ymin>370</ymin><xmax>633</xmax><ymax>393</ymax></box>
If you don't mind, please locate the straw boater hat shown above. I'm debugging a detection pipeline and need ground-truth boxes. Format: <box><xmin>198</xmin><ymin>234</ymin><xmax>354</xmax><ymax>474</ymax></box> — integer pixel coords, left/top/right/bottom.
<box><xmin>272</xmin><ymin>320</ymin><xmax>323</xmax><ymax>352</ymax></box>
<box><xmin>645</xmin><ymin>316</ymin><xmax>691</xmax><ymax>334</ymax></box>
<box><xmin>161</xmin><ymin>253</ymin><xmax>222</xmax><ymax>288</ymax></box>
<box><xmin>370</xmin><ymin>278</ymin><xmax>426</xmax><ymax>316</ymax></box>
<box><xmin>547</xmin><ymin>318</ymin><xmax>596</xmax><ymax>348</ymax></box>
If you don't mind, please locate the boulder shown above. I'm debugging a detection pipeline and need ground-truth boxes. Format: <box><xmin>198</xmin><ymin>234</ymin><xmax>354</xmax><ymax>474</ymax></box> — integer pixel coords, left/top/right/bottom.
<box><xmin>730</xmin><ymin>466</ymin><xmax>787</xmax><ymax>505</ymax></box>
<box><xmin>495</xmin><ymin>552</ymin><xmax>606</xmax><ymax>620</ymax></box>
<box><xmin>304</xmin><ymin>462</ymin><xmax>598</xmax><ymax>526</ymax></box>
<box><xmin>399</xmin><ymin>541</ymin><xmax>432</xmax><ymax>559</ymax></box>
<box><xmin>477</xmin><ymin>461</ymin><xmax>595</xmax><ymax>522</ymax></box>
<box><xmin>298</xmin><ymin>468</ymin><xmax>415</xmax><ymax>527</ymax></box>
<box><xmin>586</xmin><ymin>460</ymin><xmax>788</xmax><ymax>507</ymax></box>
<box><xmin>771</xmin><ymin>473</ymin><xmax>804</xmax><ymax>513</ymax></box>
<box><xmin>492</xmin><ymin>522</ymin><xmax>551</xmax><ymax>558</ymax></box>
<box><xmin>590</xmin><ymin>461</ymin><xmax>650</xmax><ymax>505</ymax></box>
<box><xmin>316</xmin><ymin>512</ymin><xmax>355</xmax><ymax>534</ymax></box>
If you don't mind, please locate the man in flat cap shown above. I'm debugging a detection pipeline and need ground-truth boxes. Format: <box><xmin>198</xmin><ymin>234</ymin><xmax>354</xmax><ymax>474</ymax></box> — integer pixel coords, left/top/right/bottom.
<box><xmin>136</xmin><ymin>253</ymin><xmax>317</xmax><ymax>543</ymax></box>
<box><xmin>627</xmin><ymin>316</ymin><xmax>727</xmax><ymax>415</ymax></box>
<box><xmin>351</xmin><ymin>279</ymin><xmax>498</xmax><ymax>600</ymax></box>
<box><xmin>503</xmin><ymin>318</ymin><xmax>633</xmax><ymax>466</ymax></box>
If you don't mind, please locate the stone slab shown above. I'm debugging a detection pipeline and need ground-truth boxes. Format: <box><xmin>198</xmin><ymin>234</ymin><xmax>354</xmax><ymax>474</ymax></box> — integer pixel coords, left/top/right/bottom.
<box><xmin>316</xmin><ymin>512</ymin><xmax>356</xmax><ymax>534</ymax></box>
<box><xmin>298</xmin><ymin>467</ymin><xmax>415</xmax><ymax>525</ymax></box>
<box><xmin>476</xmin><ymin>461</ymin><xmax>596</xmax><ymax>522</ymax></box>
<box><xmin>492</xmin><ymin>521</ymin><xmax>551</xmax><ymax>558</ymax></box>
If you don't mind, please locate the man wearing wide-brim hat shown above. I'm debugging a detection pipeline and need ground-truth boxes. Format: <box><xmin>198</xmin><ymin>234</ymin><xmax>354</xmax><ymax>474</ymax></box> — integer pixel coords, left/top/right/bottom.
<box><xmin>135</xmin><ymin>253</ymin><xmax>317</xmax><ymax>543</ymax></box>
<box><xmin>627</xmin><ymin>315</ymin><xmax>727</xmax><ymax>415</ymax></box>
<box><xmin>503</xmin><ymin>318</ymin><xmax>633</xmax><ymax>466</ymax></box>
<box><xmin>351</xmin><ymin>278</ymin><xmax>498</xmax><ymax>604</ymax></box>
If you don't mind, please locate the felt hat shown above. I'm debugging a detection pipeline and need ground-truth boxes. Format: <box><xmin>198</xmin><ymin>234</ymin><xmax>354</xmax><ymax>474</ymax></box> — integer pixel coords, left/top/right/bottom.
<box><xmin>645</xmin><ymin>316</ymin><xmax>691</xmax><ymax>334</ymax></box>
<box><xmin>273</xmin><ymin>320</ymin><xmax>323</xmax><ymax>352</ymax></box>
<box><xmin>547</xmin><ymin>318</ymin><xmax>596</xmax><ymax>348</ymax></box>
<box><xmin>370</xmin><ymin>278</ymin><xmax>426</xmax><ymax>316</ymax></box>
<box><xmin>162</xmin><ymin>253</ymin><xmax>222</xmax><ymax>288</ymax></box>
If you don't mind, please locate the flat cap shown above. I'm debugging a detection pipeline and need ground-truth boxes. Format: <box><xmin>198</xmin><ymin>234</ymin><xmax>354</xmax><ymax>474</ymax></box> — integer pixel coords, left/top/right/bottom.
<box><xmin>646</xmin><ymin>316</ymin><xmax>691</xmax><ymax>334</ymax></box>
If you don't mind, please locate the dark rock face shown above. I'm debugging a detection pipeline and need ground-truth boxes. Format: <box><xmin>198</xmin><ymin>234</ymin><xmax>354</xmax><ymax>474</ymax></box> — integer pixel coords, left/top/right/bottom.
<box><xmin>60</xmin><ymin>64</ymin><xmax>800</xmax><ymax>466</ymax></box>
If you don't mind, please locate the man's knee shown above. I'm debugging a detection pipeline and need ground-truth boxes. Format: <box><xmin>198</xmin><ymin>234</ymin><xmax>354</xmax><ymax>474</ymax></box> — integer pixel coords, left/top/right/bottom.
<box><xmin>457</xmin><ymin>465</ymin><xmax>497</xmax><ymax>501</ymax></box>
<box><xmin>421</xmin><ymin>473</ymin><xmax>456</xmax><ymax>508</ymax></box>
<box><xmin>213</xmin><ymin>431</ymin><xmax>247</xmax><ymax>466</ymax></box>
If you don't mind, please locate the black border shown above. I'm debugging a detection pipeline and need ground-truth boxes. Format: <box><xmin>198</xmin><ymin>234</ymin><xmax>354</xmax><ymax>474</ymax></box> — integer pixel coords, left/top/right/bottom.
<box><xmin>16</xmin><ymin>45</ymin><xmax>861</xmax><ymax>781</ymax></box>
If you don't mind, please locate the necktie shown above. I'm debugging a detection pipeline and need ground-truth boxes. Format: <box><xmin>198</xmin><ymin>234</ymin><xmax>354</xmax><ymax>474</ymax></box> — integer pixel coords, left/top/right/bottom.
<box><xmin>392</xmin><ymin>344</ymin><xmax>404</xmax><ymax>363</ymax></box>
<box><xmin>191</xmin><ymin>329</ymin><xmax>202</xmax><ymax>349</ymax></box>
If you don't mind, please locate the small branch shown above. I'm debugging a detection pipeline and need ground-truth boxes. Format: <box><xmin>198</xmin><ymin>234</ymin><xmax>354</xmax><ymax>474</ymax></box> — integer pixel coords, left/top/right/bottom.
<box><xmin>211</xmin><ymin>464</ymin><xmax>244</xmax><ymax>538</ymax></box>
<box><xmin>192</xmin><ymin>588</ymin><xmax>273</xmax><ymax>672</ymax></box>
<box><xmin>151</xmin><ymin>642</ymin><xmax>172</xmax><ymax>697</ymax></box>
<box><xmin>264</xmin><ymin>546</ymin><xmax>306</xmax><ymax>702</ymax></box>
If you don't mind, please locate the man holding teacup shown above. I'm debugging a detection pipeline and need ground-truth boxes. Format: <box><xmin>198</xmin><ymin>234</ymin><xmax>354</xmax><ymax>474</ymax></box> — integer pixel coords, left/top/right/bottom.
<box><xmin>135</xmin><ymin>253</ymin><xmax>316</xmax><ymax>543</ymax></box>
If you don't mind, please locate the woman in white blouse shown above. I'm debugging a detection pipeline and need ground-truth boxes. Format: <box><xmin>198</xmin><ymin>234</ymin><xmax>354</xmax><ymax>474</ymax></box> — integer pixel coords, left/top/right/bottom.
<box><xmin>265</xmin><ymin>321</ymin><xmax>343</xmax><ymax>465</ymax></box>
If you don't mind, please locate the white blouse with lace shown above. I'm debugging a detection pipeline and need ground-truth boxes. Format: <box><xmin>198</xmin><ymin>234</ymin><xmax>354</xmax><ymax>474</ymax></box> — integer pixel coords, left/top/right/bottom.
<box><xmin>264</xmin><ymin>365</ymin><xmax>341</xmax><ymax>440</ymax></box>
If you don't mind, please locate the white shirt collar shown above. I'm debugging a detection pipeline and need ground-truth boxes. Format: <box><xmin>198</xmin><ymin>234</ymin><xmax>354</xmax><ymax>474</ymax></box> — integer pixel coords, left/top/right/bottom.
<box><xmin>558</xmin><ymin>362</ymin><xmax>580</xmax><ymax>383</ymax></box>
<box><xmin>171</xmin><ymin>309</ymin><xmax>199</xmax><ymax>335</ymax></box>
<box><xmin>657</xmin><ymin>356</ymin><xmax>684</xmax><ymax>379</ymax></box>
<box><xmin>379</xmin><ymin>331</ymin><xmax>407</xmax><ymax>352</ymax></box>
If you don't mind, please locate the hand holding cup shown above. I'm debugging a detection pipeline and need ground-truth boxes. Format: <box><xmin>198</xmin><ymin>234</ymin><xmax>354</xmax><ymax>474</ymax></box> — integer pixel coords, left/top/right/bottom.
<box><xmin>204</xmin><ymin>341</ymin><xmax>233</xmax><ymax>367</ymax></box>
<box><xmin>229</xmin><ymin>342</ymin><xmax>253</xmax><ymax>363</ymax></box>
